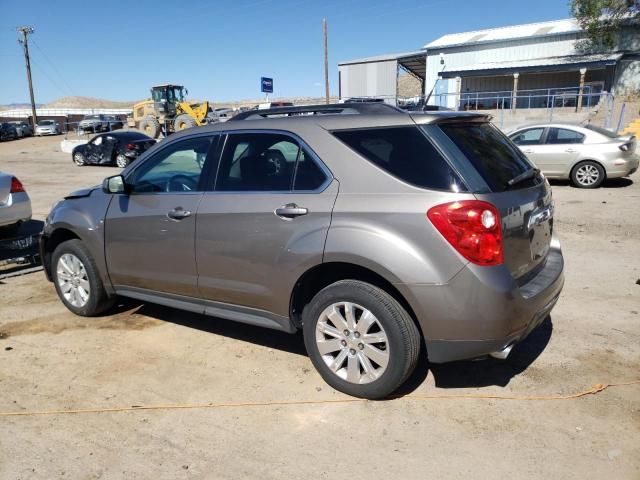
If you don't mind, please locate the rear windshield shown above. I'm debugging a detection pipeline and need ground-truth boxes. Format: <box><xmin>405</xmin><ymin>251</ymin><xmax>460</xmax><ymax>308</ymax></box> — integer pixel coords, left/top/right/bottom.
<box><xmin>333</xmin><ymin>126</ymin><xmax>466</xmax><ymax>192</ymax></box>
<box><xmin>439</xmin><ymin>123</ymin><xmax>537</xmax><ymax>192</ymax></box>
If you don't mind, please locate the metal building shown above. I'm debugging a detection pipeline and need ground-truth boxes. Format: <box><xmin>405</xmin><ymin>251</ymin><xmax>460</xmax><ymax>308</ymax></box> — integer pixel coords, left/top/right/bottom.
<box><xmin>338</xmin><ymin>18</ymin><xmax>640</xmax><ymax>109</ymax></box>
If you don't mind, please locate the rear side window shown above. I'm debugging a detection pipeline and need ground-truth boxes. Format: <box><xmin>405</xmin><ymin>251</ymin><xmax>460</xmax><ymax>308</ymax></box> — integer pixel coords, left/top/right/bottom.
<box><xmin>546</xmin><ymin>128</ymin><xmax>585</xmax><ymax>145</ymax></box>
<box><xmin>216</xmin><ymin>132</ymin><xmax>327</xmax><ymax>192</ymax></box>
<box><xmin>333</xmin><ymin>127</ymin><xmax>465</xmax><ymax>191</ymax></box>
<box><xmin>439</xmin><ymin>123</ymin><xmax>537</xmax><ymax>192</ymax></box>
<box><xmin>510</xmin><ymin>128</ymin><xmax>545</xmax><ymax>146</ymax></box>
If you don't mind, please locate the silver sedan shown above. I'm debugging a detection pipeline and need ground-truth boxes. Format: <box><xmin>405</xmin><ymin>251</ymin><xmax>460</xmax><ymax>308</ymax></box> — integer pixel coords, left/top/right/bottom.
<box><xmin>508</xmin><ymin>123</ymin><xmax>639</xmax><ymax>188</ymax></box>
<box><xmin>0</xmin><ymin>172</ymin><xmax>32</xmax><ymax>236</ymax></box>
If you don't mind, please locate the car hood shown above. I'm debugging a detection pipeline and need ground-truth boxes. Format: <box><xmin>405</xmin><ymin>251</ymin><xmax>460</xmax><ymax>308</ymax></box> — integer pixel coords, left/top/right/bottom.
<box><xmin>65</xmin><ymin>186</ymin><xmax>98</xmax><ymax>199</ymax></box>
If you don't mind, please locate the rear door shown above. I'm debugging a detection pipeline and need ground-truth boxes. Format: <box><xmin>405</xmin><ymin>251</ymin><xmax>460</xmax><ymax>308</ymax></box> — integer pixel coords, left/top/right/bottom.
<box><xmin>105</xmin><ymin>134</ymin><xmax>218</xmax><ymax>297</ymax></box>
<box><xmin>541</xmin><ymin>127</ymin><xmax>584</xmax><ymax>176</ymax></box>
<box><xmin>438</xmin><ymin>123</ymin><xmax>553</xmax><ymax>279</ymax></box>
<box><xmin>195</xmin><ymin>131</ymin><xmax>337</xmax><ymax>317</ymax></box>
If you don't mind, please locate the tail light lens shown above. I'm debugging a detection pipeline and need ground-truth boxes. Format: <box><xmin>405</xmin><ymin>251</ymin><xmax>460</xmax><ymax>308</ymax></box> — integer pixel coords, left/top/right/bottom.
<box><xmin>10</xmin><ymin>176</ymin><xmax>25</xmax><ymax>193</ymax></box>
<box><xmin>125</xmin><ymin>143</ymin><xmax>136</xmax><ymax>150</ymax></box>
<box><xmin>427</xmin><ymin>200</ymin><xmax>503</xmax><ymax>266</ymax></box>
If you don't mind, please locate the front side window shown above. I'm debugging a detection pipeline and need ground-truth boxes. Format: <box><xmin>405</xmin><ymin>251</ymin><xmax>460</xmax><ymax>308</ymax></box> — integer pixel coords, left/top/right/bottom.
<box><xmin>333</xmin><ymin>126</ymin><xmax>465</xmax><ymax>192</ymax></box>
<box><xmin>216</xmin><ymin>133</ymin><xmax>325</xmax><ymax>192</ymax></box>
<box><xmin>546</xmin><ymin>128</ymin><xmax>585</xmax><ymax>145</ymax></box>
<box><xmin>130</xmin><ymin>137</ymin><xmax>212</xmax><ymax>193</ymax></box>
<box><xmin>510</xmin><ymin>128</ymin><xmax>545</xmax><ymax>146</ymax></box>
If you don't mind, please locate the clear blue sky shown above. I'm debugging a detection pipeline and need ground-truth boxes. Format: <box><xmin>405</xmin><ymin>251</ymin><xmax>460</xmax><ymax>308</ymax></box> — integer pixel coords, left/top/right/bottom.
<box><xmin>1</xmin><ymin>0</ymin><xmax>572</xmax><ymax>104</ymax></box>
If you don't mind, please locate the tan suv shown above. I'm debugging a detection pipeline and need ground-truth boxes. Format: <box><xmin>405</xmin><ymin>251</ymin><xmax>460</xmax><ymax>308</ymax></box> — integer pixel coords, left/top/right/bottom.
<box><xmin>41</xmin><ymin>103</ymin><xmax>564</xmax><ymax>399</ymax></box>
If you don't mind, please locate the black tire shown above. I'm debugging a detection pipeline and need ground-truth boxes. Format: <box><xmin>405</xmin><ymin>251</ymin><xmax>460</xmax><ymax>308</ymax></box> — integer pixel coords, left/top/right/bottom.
<box><xmin>72</xmin><ymin>151</ymin><xmax>86</xmax><ymax>166</ymax></box>
<box><xmin>571</xmin><ymin>160</ymin><xmax>605</xmax><ymax>188</ymax></box>
<box><xmin>173</xmin><ymin>114</ymin><xmax>197</xmax><ymax>131</ymax></box>
<box><xmin>140</xmin><ymin>116</ymin><xmax>161</xmax><ymax>139</ymax></box>
<box><xmin>302</xmin><ymin>280</ymin><xmax>421</xmax><ymax>399</ymax></box>
<box><xmin>115</xmin><ymin>153</ymin><xmax>129</xmax><ymax>168</ymax></box>
<box><xmin>52</xmin><ymin>239</ymin><xmax>115</xmax><ymax>316</ymax></box>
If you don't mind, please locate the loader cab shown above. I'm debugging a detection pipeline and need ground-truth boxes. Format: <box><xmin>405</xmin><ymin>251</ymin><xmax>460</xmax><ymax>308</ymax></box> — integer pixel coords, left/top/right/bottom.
<box><xmin>150</xmin><ymin>84</ymin><xmax>185</xmax><ymax>118</ymax></box>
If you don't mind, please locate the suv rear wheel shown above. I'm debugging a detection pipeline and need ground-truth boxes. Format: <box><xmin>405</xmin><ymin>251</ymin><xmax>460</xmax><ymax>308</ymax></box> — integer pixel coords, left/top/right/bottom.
<box><xmin>302</xmin><ymin>280</ymin><xmax>420</xmax><ymax>399</ymax></box>
<box><xmin>52</xmin><ymin>239</ymin><xmax>114</xmax><ymax>316</ymax></box>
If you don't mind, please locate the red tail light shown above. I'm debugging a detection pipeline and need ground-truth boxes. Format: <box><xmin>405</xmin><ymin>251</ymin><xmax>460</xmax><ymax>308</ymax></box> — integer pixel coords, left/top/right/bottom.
<box><xmin>125</xmin><ymin>143</ymin><xmax>136</xmax><ymax>150</ymax></box>
<box><xmin>427</xmin><ymin>200</ymin><xmax>503</xmax><ymax>266</ymax></box>
<box><xmin>10</xmin><ymin>176</ymin><xmax>25</xmax><ymax>193</ymax></box>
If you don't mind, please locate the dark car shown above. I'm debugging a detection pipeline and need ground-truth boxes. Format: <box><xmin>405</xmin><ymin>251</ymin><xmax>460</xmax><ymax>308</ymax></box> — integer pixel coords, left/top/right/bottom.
<box><xmin>0</xmin><ymin>123</ymin><xmax>18</xmax><ymax>141</ymax></box>
<box><xmin>71</xmin><ymin>131</ymin><xmax>155</xmax><ymax>168</ymax></box>
<box><xmin>106</xmin><ymin>115</ymin><xmax>124</xmax><ymax>130</ymax></box>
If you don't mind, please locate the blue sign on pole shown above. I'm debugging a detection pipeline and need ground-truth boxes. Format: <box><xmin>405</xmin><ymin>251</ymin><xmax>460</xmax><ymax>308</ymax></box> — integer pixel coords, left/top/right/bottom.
<box><xmin>261</xmin><ymin>77</ymin><xmax>273</xmax><ymax>94</ymax></box>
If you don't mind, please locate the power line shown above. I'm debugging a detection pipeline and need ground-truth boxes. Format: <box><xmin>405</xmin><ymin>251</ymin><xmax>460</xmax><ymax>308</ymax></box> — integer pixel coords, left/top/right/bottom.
<box><xmin>30</xmin><ymin>38</ymin><xmax>75</xmax><ymax>96</ymax></box>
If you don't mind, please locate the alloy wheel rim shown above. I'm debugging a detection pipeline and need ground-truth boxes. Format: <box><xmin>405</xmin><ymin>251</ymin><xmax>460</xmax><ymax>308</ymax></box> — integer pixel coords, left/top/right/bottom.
<box><xmin>56</xmin><ymin>253</ymin><xmax>90</xmax><ymax>308</ymax></box>
<box><xmin>116</xmin><ymin>155</ymin><xmax>127</xmax><ymax>168</ymax></box>
<box><xmin>315</xmin><ymin>302</ymin><xmax>390</xmax><ymax>384</ymax></box>
<box><xmin>576</xmin><ymin>165</ymin><xmax>599</xmax><ymax>186</ymax></box>
<box><xmin>73</xmin><ymin>153</ymin><xmax>84</xmax><ymax>165</ymax></box>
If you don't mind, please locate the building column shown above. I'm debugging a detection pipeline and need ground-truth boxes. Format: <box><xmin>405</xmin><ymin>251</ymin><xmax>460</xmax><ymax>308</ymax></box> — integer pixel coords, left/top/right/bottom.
<box><xmin>455</xmin><ymin>76</ymin><xmax>461</xmax><ymax>111</ymax></box>
<box><xmin>511</xmin><ymin>73</ymin><xmax>519</xmax><ymax>110</ymax></box>
<box><xmin>577</xmin><ymin>67</ymin><xmax>587</xmax><ymax>111</ymax></box>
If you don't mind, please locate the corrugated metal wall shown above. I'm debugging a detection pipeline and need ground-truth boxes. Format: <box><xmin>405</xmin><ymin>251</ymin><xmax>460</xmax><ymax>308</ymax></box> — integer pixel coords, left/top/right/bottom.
<box><xmin>338</xmin><ymin>60</ymin><xmax>397</xmax><ymax>102</ymax></box>
<box><xmin>426</xmin><ymin>33</ymin><xmax>582</xmax><ymax>93</ymax></box>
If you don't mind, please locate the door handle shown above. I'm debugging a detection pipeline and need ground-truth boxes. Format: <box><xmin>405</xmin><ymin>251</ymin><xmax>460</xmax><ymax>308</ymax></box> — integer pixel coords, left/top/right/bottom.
<box><xmin>523</xmin><ymin>149</ymin><xmax>534</xmax><ymax>154</ymax></box>
<box><xmin>167</xmin><ymin>207</ymin><xmax>192</xmax><ymax>220</ymax></box>
<box><xmin>565</xmin><ymin>148</ymin><xmax>576</xmax><ymax>153</ymax></box>
<box><xmin>275</xmin><ymin>203</ymin><xmax>308</xmax><ymax>219</ymax></box>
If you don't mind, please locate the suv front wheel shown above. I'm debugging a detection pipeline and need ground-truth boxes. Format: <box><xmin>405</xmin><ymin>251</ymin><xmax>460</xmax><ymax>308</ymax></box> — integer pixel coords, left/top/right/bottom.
<box><xmin>52</xmin><ymin>239</ymin><xmax>115</xmax><ymax>316</ymax></box>
<box><xmin>302</xmin><ymin>280</ymin><xmax>420</xmax><ymax>399</ymax></box>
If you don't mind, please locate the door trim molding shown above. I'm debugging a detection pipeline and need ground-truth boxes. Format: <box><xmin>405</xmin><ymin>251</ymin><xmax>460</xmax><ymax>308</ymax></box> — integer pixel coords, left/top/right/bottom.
<box><xmin>114</xmin><ymin>285</ymin><xmax>296</xmax><ymax>333</ymax></box>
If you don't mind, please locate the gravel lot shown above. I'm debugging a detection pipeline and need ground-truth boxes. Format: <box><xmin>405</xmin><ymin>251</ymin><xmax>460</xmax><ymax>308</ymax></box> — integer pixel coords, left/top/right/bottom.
<box><xmin>0</xmin><ymin>133</ymin><xmax>639</xmax><ymax>480</ymax></box>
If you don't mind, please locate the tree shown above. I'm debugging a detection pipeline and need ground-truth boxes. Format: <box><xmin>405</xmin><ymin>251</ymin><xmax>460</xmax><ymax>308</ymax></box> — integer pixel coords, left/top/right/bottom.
<box><xmin>570</xmin><ymin>0</ymin><xmax>639</xmax><ymax>50</ymax></box>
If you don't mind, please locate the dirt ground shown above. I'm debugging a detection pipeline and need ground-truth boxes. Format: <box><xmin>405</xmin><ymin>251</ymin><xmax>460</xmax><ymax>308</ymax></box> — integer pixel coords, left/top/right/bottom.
<box><xmin>0</xmin><ymin>134</ymin><xmax>639</xmax><ymax>480</ymax></box>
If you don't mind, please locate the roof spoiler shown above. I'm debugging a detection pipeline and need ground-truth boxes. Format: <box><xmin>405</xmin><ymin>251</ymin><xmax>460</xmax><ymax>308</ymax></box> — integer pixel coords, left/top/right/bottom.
<box><xmin>229</xmin><ymin>102</ymin><xmax>406</xmax><ymax>121</ymax></box>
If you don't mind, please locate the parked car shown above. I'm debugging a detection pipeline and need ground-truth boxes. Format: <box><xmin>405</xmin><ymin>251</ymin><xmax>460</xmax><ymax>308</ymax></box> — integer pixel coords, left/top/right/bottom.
<box><xmin>0</xmin><ymin>173</ymin><xmax>32</xmax><ymax>237</ymax></box>
<box><xmin>35</xmin><ymin>119</ymin><xmax>61</xmax><ymax>136</ymax></box>
<box><xmin>71</xmin><ymin>131</ymin><xmax>155</xmax><ymax>168</ymax></box>
<box><xmin>207</xmin><ymin>107</ymin><xmax>233</xmax><ymax>123</ymax></box>
<box><xmin>508</xmin><ymin>123</ymin><xmax>639</xmax><ymax>188</ymax></box>
<box><xmin>0</xmin><ymin>123</ymin><xmax>18</xmax><ymax>141</ymax></box>
<box><xmin>9</xmin><ymin>121</ymin><xmax>33</xmax><ymax>137</ymax></box>
<box><xmin>41</xmin><ymin>103</ymin><xmax>564</xmax><ymax>399</ymax></box>
<box><xmin>106</xmin><ymin>115</ymin><xmax>124</xmax><ymax>130</ymax></box>
<box><xmin>78</xmin><ymin>114</ymin><xmax>110</xmax><ymax>133</ymax></box>
<box><xmin>256</xmin><ymin>101</ymin><xmax>294</xmax><ymax>110</ymax></box>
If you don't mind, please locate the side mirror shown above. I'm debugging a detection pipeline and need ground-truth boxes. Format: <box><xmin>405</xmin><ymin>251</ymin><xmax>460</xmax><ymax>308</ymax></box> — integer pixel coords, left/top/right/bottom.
<box><xmin>103</xmin><ymin>175</ymin><xmax>127</xmax><ymax>194</ymax></box>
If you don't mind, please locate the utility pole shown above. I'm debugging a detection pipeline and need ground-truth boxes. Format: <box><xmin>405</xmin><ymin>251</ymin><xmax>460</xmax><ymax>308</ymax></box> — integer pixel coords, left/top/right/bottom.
<box><xmin>323</xmin><ymin>18</ymin><xmax>329</xmax><ymax>104</ymax></box>
<box><xmin>17</xmin><ymin>26</ymin><xmax>38</xmax><ymax>128</ymax></box>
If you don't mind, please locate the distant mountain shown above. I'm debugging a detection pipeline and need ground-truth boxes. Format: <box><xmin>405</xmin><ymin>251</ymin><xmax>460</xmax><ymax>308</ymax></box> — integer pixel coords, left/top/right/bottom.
<box><xmin>0</xmin><ymin>102</ymin><xmax>45</xmax><ymax>110</ymax></box>
<box><xmin>45</xmin><ymin>96</ymin><xmax>138</xmax><ymax>109</ymax></box>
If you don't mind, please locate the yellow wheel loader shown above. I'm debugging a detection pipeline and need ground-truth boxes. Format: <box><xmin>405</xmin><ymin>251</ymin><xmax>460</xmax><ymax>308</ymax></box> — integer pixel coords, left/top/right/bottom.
<box><xmin>129</xmin><ymin>84</ymin><xmax>209</xmax><ymax>139</ymax></box>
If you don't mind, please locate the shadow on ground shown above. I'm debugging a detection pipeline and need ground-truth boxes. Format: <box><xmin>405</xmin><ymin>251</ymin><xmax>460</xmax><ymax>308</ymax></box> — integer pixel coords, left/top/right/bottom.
<box><xmin>549</xmin><ymin>177</ymin><xmax>633</xmax><ymax>189</ymax></box>
<box><xmin>394</xmin><ymin>317</ymin><xmax>553</xmax><ymax>395</ymax></box>
<box><xmin>117</xmin><ymin>297</ymin><xmax>553</xmax><ymax>393</ymax></box>
<box><xmin>127</xmin><ymin>300</ymin><xmax>308</xmax><ymax>357</ymax></box>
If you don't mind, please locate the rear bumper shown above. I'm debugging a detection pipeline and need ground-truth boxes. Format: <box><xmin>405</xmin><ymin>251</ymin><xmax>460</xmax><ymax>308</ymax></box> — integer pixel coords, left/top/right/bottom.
<box><xmin>0</xmin><ymin>192</ymin><xmax>32</xmax><ymax>227</ymax></box>
<box><xmin>398</xmin><ymin>237</ymin><xmax>564</xmax><ymax>363</ymax></box>
<box><xmin>605</xmin><ymin>154</ymin><xmax>639</xmax><ymax>178</ymax></box>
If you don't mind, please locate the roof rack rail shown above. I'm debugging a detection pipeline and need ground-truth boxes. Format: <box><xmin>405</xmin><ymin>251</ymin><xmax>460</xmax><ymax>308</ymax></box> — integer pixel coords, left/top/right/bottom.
<box><xmin>229</xmin><ymin>102</ymin><xmax>405</xmax><ymax>121</ymax></box>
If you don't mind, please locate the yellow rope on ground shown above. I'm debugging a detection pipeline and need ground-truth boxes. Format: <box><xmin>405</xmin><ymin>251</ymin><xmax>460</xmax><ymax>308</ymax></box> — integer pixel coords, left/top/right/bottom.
<box><xmin>1</xmin><ymin>380</ymin><xmax>638</xmax><ymax>417</ymax></box>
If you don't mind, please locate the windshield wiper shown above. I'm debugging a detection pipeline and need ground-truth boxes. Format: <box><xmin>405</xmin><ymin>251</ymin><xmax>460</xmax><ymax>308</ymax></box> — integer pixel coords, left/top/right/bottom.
<box><xmin>507</xmin><ymin>168</ymin><xmax>539</xmax><ymax>188</ymax></box>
